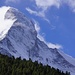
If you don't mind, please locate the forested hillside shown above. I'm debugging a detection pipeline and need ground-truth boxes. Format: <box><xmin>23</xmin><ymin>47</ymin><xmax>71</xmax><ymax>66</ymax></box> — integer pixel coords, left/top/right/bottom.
<box><xmin>0</xmin><ymin>54</ymin><xmax>70</xmax><ymax>75</ymax></box>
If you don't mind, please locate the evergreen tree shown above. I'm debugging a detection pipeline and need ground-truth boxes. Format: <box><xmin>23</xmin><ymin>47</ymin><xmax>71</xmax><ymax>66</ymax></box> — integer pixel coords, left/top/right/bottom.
<box><xmin>0</xmin><ymin>53</ymin><xmax>70</xmax><ymax>75</ymax></box>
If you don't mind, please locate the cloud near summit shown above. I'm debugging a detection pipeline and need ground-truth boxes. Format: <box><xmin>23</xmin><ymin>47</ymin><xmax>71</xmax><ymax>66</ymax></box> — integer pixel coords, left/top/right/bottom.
<box><xmin>34</xmin><ymin>0</ymin><xmax>75</xmax><ymax>12</ymax></box>
<box><xmin>5</xmin><ymin>0</ymin><xmax>75</xmax><ymax>18</ymax></box>
<box><xmin>5</xmin><ymin>0</ymin><xmax>20</xmax><ymax>4</ymax></box>
<box><xmin>25</xmin><ymin>0</ymin><xmax>75</xmax><ymax>23</ymax></box>
<box><xmin>33</xmin><ymin>19</ymin><xmax>62</xmax><ymax>49</ymax></box>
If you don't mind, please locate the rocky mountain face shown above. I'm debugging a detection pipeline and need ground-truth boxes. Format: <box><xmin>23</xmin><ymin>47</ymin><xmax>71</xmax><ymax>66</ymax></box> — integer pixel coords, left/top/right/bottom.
<box><xmin>0</xmin><ymin>6</ymin><xmax>75</xmax><ymax>75</ymax></box>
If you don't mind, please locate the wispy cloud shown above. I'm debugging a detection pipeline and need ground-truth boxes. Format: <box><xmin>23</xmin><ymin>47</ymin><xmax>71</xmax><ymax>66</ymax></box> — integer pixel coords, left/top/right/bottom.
<box><xmin>34</xmin><ymin>0</ymin><xmax>75</xmax><ymax>12</ymax></box>
<box><xmin>26</xmin><ymin>7</ymin><xmax>50</xmax><ymax>23</ymax></box>
<box><xmin>26</xmin><ymin>7</ymin><xmax>45</xmax><ymax>18</ymax></box>
<box><xmin>27</xmin><ymin>0</ymin><xmax>75</xmax><ymax>22</ymax></box>
<box><xmin>5</xmin><ymin>0</ymin><xmax>75</xmax><ymax>24</ymax></box>
<box><xmin>26</xmin><ymin>0</ymin><xmax>61</xmax><ymax>23</ymax></box>
<box><xmin>33</xmin><ymin>19</ymin><xmax>62</xmax><ymax>49</ymax></box>
<box><xmin>5</xmin><ymin>0</ymin><xmax>75</xmax><ymax>13</ymax></box>
<box><xmin>66</xmin><ymin>0</ymin><xmax>75</xmax><ymax>12</ymax></box>
<box><xmin>5</xmin><ymin>0</ymin><xmax>20</xmax><ymax>4</ymax></box>
<box><xmin>33</xmin><ymin>0</ymin><xmax>61</xmax><ymax>18</ymax></box>
<box><xmin>34</xmin><ymin>0</ymin><xmax>60</xmax><ymax>10</ymax></box>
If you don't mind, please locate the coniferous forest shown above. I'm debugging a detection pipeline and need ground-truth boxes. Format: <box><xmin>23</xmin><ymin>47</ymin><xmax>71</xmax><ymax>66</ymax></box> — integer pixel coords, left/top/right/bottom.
<box><xmin>0</xmin><ymin>54</ymin><xmax>70</xmax><ymax>75</ymax></box>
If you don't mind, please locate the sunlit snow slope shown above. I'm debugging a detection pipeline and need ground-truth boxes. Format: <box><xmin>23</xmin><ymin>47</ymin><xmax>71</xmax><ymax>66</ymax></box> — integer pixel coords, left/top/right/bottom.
<box><xmin>0</xmin><ymin>6</ymin><xmax>16</xmax><ymax>41</ymax></box>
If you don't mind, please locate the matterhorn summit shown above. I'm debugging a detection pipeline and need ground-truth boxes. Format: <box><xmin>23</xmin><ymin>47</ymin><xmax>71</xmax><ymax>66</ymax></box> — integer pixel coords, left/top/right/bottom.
<box><xmin>0</xmin><ymin>6</ymin><xmax>75</xmax><ymax>75</ymax></box>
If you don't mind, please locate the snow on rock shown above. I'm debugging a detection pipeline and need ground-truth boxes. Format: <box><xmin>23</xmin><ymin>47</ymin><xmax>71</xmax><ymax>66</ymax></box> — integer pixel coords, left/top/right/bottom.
<box><xmin>0</xmin><ymin>6</ymin><xmax>16</xmax><ymax>41</ymax></box>
<box><xmin>0</xmin><ymin>6</ymin><xmax>37</xmax><ymax>60</ymax></box>
<box><xmin>58</xmin><ymin>49</ymin><xmax>75</xmax><ymax>66</ymax></box>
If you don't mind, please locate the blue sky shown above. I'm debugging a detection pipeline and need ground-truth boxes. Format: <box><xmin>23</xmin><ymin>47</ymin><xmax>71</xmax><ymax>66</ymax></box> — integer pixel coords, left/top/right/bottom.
<box><xmin>0</xmin><ymin>0</ymin><xmax>75</xmax><ymax>58</ymax></box>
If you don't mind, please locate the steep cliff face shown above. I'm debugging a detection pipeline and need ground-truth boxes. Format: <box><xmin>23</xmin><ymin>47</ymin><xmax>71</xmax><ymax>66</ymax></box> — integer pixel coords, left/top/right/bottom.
<box><xmin>0</xmin><ymin>6</ymin><xmax>75</xmax><ymax>75</ymax></box>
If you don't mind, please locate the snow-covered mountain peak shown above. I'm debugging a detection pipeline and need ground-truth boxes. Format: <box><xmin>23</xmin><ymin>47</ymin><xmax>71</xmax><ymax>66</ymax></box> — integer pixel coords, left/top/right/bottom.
<box><xmin>5</xmin><ymin>7</ymin><xmax>35</xmax><ymax>30</ymax></box>
<box><xmin>0</xmin><ymin>6</ymin><xmax>75</xmax><ymax>75</ymax></box>
<box><xmin>0</xmin><ymin>6</ymin><xmax>36</xmax><ymax>41</ymax></box>
<box><xmin>0</xmin><ymin>6</ymin><xmax>37</xmax><ymax>59</ymax></box>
